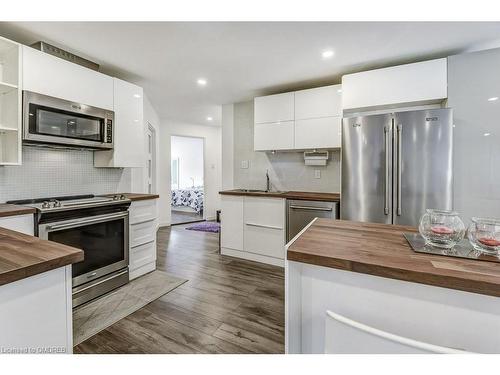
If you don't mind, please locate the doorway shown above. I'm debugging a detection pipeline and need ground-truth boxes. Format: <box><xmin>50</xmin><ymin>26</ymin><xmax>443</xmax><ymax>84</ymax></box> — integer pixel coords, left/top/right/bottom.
<box><xmin>170</xmin><ymin>135</ymin><xmax>205</xmax><ymax>225</ymax></box>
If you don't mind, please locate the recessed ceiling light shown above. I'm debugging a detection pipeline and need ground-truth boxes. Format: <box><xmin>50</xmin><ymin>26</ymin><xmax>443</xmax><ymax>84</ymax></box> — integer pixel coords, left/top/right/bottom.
<box><xmin>197</xmin><ymin>78</ymin><xmax>207</xmax><ymax>86</ymax></box>
<box><xmin>133</xmin><ymin>94</ymin><xmax>141</xmax><ymax>98</ymax></box>
<box><xmin>206</xmin><ymin>116</ymin><xmax>213</xmax><ymax>121</ymax></box>
<box><xmin>488</xmin><ymin>97</ymin><xmax>498</xmax><ymax>102</ymax></box>
<box><xmin>337</xmin><ymin>89</ymin><xmax>342</xmax><ymax>93</ymax></box>
<box><xmin>322</xmin><ymin>50</ymin><xmax>334</xmax><ymax>59</ymax></box>
<box><xmin>484</xmin><ymin>132</ymin><xmax>492</xmax><ymax>137</ymax></box>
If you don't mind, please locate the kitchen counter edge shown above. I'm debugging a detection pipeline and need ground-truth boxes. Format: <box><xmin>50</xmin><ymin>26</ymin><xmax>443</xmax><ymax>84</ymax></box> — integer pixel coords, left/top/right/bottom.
<box><xmin>219</xmin><ymin>190</ymin><xmax>340</xmax><ymax>202</ymax></box>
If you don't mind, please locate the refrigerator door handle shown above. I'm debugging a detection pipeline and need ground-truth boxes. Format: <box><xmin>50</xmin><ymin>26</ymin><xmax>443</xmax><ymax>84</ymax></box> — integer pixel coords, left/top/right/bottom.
<box><xmin>396</xmin><ymin>124</ymin><xmax>402</xmax><ymax>216</ymax></box>
<box><xmin>384</xmin><ymin>125</ymin><xmax>390</xmax><ymax>215</ymax></box>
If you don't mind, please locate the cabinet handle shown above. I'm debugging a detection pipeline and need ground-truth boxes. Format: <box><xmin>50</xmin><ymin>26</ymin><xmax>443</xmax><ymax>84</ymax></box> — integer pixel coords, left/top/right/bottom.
<box><xmin>289</xmin><ymin>205</ymin><xmax>332</xmax><ymax>212</ymax></box>
<box><xmin>245</xmin><ymin>222</ymin><xmax>283</xmax><ymax>230</ymax></box>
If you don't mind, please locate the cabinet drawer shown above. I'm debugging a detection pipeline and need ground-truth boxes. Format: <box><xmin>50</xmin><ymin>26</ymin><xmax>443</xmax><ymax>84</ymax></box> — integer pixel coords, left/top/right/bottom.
<box><xmin>129</xmin><ymin>200</ymin><xmax>157</xmax><ymax>224</ymax></box>
<box><xmin>244</xmin><ymin>197</ymin><xmax>285</xmax><ymax>229</ymax></box>
<box><xmin>254</xmin><ymin>121</ymin><xmax>294</xmax><ymax>151</ymax></box>
<box><xmin>130</xmin><ymin>240</ymin><xmax>156</xmax><ymax>271</ymax></box>
<box><xmin>130</xmin><ymin>220</ymin><xmax>156</xmax><ymax>247</ymax></box>
<box><xmin>294</xmin><ymin>117</ymin><xmax>341</xmax><ymax>149</ymax></box>
<box><xmin>0</xmin><ymin>214</ymin><xmax>34</xmax><ymax>235</ymax></box>
<box><xmin>243</xmin><ymin>224</ymin><xmax>285</xmax><ymax>259</ymax></box>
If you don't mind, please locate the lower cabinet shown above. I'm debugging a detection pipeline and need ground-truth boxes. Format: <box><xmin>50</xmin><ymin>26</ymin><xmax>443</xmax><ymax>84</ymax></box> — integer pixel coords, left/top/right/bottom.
<box><xmin>220</xmin><ymin>195</ymin><xmax>285</xmax><ymax>266</ymax></box>
<box><xmin>0</xmin><ymin>214</ymin><xmax>34</xmax><ymax>235</ymax></box>
<box><xmin>128</xmin><ymin>199</ymin><xmax>158</xmax><ymax>280</ymax></box>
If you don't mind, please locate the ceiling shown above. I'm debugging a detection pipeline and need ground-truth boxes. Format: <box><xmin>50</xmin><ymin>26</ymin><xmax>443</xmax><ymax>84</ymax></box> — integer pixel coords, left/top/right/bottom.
<box><xmin>1</xmin><ymin>22</ymin><xmax>500</xmax><ymax>126</ymax></box>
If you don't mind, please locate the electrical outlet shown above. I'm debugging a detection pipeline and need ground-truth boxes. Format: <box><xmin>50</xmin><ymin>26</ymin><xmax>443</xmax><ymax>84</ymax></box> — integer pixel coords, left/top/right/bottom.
<box><xmin>314</xmin><ymin>170</ymin><xmax>321</xmax><ymax>179</ymax></box>
<box><xmin>241</xmin><ymin>160</ymin><xmax>249</xmax><ymax>169</ymax></box>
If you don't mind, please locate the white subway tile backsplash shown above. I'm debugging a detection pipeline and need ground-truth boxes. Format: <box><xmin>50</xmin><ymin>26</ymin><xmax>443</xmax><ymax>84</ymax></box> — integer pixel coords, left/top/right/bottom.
<box><xmin>0</xmin><ymin>147</ymin><xmax>131</xmax><ymax>202</ymax></box>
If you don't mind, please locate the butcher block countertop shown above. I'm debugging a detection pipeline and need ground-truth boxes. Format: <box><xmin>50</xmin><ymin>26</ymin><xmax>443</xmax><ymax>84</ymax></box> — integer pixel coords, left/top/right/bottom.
<box><xmin>0</xmin><ymin>204</ymin><xmax>36</xmax><ymax>218</ymax></box>
<box><xmin>219</xmin><ymin>190</ymin><xmax>340</xmax><ymax>202</ymax></box>
<box><xmin>287</xmin><ymin>218</ymin><xmax>500</xmax><ymax>297</ymax></box>
<box><xmin>0</xmin><ymin>226</ymin><xmax>83</xmax><ymax>286</ymax></box>
<box><xmin>103</xmin><ymin>193</ymin><xmax>160</xmax><ymax>201</ymax></box>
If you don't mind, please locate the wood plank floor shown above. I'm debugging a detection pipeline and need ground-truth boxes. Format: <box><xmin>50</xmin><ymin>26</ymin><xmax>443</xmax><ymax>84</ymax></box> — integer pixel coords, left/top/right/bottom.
<box><xmin>74</xmin><ymin>224</ymin><xmax>285</xmax><ymax>354</ymax></box>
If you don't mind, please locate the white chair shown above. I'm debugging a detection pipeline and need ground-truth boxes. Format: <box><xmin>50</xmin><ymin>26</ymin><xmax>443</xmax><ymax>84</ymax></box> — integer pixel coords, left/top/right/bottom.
<box><xmin>325</xmin><ymin>310</ymin><xmax>471</xmax><ymax>354</ymax></box>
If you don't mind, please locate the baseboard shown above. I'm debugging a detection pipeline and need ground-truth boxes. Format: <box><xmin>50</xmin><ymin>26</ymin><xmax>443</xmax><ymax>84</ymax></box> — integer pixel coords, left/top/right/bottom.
<box><xmin>129</xmin><ymin>262</ymin><xmax>156</xmax><ymax>280</ymax></box>
<box><xmin>221</xmin><ymin>247</ymin><xmax>284</xmax><ymax>267</ymax></box>
<box><xmin>159</xmin><ymin>221</ymin><xmax>171</xmax><ymax>228</ymax></box>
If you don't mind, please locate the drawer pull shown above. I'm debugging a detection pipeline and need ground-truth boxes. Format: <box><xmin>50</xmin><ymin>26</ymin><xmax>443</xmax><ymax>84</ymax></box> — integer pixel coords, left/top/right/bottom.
<box><xmin>245</xmin><ymin>222</ymin><xmax>283</xmax><ymax>230</ymax></box>
<box><xmin>289</xmin><ymin>205</ymin><xmax>332</xmax><ymax>212</ymax></box>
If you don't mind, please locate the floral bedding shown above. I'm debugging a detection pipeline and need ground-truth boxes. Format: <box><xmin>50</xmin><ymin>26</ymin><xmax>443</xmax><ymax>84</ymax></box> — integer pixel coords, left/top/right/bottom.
<box><xmin>171</xmin><ymin>188</ymin><xmax>204</xmax><ymax>213</ymax></box>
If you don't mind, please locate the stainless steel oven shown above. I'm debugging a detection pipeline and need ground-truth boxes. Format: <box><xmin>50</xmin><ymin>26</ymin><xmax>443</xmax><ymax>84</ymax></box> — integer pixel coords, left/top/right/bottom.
<box><xmin>16</xmin><ymin>194</ymin><xmax>133</xmax><ymax>308</ymax></box>
<box><xmin>23</xmin><ymin>91</ymin><xmax>114</xmax><ymax>149</ymax></box>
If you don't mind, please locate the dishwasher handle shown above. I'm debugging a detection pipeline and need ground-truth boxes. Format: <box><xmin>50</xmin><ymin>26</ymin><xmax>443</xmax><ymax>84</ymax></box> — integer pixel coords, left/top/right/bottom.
<box><xmin>289</xmin><ymin>205</ymin><xmax>333</xmax><ymax>212</ymax></box>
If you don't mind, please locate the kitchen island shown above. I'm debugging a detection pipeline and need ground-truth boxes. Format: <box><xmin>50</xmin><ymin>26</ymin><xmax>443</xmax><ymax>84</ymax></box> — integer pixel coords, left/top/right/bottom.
<box><xmin>286</xmin><ymin>219</ymin><xmax>500</xmax><ymax>353</ymax></box>
<box><xmin>0</xmin><ymin>215</ymin><xmax>83</xmax><ymax>354</ymax></box>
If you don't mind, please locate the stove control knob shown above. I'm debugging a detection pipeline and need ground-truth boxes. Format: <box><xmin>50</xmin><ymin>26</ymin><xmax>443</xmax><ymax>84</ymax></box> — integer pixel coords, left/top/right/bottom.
<box><xmin>41</xmin><ymin>201</ymin><xmax>51</xmax><ymax>209</ymax></box>
<box><xmin>112</xmin><ymin>195</ymin><xmax>120</xmax><ymax>201</ymax></box>
<box><xmin>120</xmin><ymin>194</ymin><xmax>126</xmax><ymax>200</ymax></box>
<box><xmin>53</xmin><ymin>200</ymin><xmax>62</xmax><ymax>208</ymax></box>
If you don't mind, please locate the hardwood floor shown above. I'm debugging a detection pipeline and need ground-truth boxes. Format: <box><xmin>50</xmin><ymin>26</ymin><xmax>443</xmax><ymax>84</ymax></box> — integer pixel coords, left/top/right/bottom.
<box><xmin>74</xmin><ymin>224</ymin><xmax>285</xmax><ymax>354</ymax></box>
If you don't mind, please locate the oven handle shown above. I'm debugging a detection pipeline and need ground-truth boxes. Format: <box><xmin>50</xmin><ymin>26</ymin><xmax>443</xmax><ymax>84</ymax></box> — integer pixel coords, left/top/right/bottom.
<box><xmin>46</xmin><ymin>212</ymin><xmax>128</xmax><ymax>232</ymax></box>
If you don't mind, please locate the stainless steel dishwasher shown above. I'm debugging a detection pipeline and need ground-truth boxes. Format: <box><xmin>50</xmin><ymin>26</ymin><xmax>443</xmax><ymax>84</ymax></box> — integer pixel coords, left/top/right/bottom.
<box><xmin>286</xmin><ymin>200</ymin><xmax>338</xmax><ymax>242</ymax></box>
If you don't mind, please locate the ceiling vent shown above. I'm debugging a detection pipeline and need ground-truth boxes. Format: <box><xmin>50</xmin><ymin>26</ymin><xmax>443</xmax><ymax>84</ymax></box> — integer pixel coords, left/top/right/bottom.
<box><xmin>30</xmin><ymin>41</ymin><xmax>100</xmax><ymax>71</ymax></box>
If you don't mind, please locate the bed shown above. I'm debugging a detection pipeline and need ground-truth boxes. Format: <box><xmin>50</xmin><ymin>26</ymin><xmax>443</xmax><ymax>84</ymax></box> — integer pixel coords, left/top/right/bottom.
<box><xmin>171</xmin><ymin>188</ymin><xmax>204</xmax><ymax>214</ymax></box>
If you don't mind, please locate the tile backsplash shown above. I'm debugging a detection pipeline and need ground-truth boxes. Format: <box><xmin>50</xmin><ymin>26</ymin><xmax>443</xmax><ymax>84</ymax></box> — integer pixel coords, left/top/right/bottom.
<box><xmin>0</xmin><ymin>147</ymin><xmax>131</xmax><ymax>202</ymax></box>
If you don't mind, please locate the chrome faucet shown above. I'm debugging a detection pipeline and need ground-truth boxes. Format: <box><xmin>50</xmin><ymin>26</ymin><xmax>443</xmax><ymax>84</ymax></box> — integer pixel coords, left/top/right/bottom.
<box><xmin>266</xmin><ymin>170</ymin><xmax>270</xmax><ymax>192</ymax></box>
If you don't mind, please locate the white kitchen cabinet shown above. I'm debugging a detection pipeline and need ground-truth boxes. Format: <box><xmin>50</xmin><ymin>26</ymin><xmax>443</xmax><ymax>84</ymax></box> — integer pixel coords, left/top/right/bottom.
<box><xmin>0</xmin><ymin>214</ymin><xmax>34</xmax><ymax>235</ymax></box>
<box><xmin>220</xmin><ymin>195</ymin><xmax>285</xmax><ymax>266</ymax></box>
<box><xmin>254</xmin><ymin>92</ymin><xmax>294</xmax><ymax>124</ymax></box>
<box><xmin>94</xmin><ymin>78</ymin><xmax>144</xmax><ymax>168</ymax></box>
<box><xmin>294</xmin><ymin>117</ymin><xmax>341</xmax><ymax>149</ymax></box>
<box><xmin>295</xmin><ymin>84</ymin><xmax>342</xmax><ymax>119</ymax></box>
<box><xmin>220</xmin><ymin>195</ymin><xmax>244</xmax><ymax>251</ymax></box>
<box><xmin>0</xmin><ymin>36</ymin><xmax>21</xmax><ymax>165</ymax></box>
<box><xmin>128</xmin><ymin>199</ymin><xmax>158</xmax><ymax>280</ymax></box>
<box><xmin>22</xmin><ymin>45</ymin><xmax>113</xmax><ymax>110</ymax></box>
<box><xmin>0</xmin><ymin>266</ymin><xmax>73</xmax><ymax>353</ymax></box>
<box><xmin>254</xmin><ymin>121</ymin><xmax>294</xmax><ymax>151</ymax></box>
<box><xmin>342</xmin><ymin>58</ymin><xmax>447</xmax><ymax>111</ymax></box>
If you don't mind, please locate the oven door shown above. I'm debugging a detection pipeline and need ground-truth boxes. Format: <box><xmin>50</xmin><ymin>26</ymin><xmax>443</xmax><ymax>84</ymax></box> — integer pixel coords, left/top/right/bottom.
<box><xmin>23</xmin><ymin>91</ymin><xmax>114</xmax><ymax>149</ymax></box>
<box><xmin>39</xmin><ymin>211</ymin><xmax>129</xmax><ymax>287</ymax></box>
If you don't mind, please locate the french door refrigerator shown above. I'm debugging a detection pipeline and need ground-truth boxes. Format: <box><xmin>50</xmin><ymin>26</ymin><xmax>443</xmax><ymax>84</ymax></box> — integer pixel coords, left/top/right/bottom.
<box><xmin>341</xmin><ymin>108</ymin><xmax>453</xmax><ymax>226</ymax></box>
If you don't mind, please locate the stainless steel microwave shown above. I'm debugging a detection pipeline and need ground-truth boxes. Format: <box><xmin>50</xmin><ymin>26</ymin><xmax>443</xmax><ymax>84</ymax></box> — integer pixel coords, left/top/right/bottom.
<box><xmin>23</xmin><ymin>91</ymin><xmax>114</xmax><ymax>149</ymax></box>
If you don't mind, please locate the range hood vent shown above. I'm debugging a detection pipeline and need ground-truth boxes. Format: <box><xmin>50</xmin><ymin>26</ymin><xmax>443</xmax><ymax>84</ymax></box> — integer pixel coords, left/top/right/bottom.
<box><xmin>30</xmin><ymin>41</ymin><xmax>100</xmax><ymax>71</ymax></box>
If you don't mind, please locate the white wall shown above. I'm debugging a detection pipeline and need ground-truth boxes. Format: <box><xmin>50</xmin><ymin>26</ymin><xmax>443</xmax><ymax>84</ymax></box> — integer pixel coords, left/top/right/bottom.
<box><xmin>171</xmin><ymin>136</ymin><xmax>204</xmax><ymax>189</ymax></box>
<box><xmin>130</xmin><ymin>93</ymin><xmax>160</xmax><ymax>193</ymax></box>
<box><xmin>158</xmin><ymin>120</ymin><xmax>222</xmax><ymax>226</ymax></box>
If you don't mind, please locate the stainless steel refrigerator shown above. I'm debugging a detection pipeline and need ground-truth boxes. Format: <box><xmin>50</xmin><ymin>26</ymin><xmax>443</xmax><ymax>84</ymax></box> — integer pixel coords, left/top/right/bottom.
<box><xmin>341</xmin><ymin>108</ymin><xmax>453</xmax><ymax>226</ymax></box>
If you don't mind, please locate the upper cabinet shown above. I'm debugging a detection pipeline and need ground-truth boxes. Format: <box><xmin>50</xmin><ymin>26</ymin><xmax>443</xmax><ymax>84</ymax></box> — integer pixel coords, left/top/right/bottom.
<box><xmin>0</xmin><ymin>37</ymin><xmax>21</xmax><ymax>165</ymax></box>
<box><xmin>342</xmin><ymin>58</ymin><xmax>447</xmax><ymax>111</ymax></box>
<box><xmin>94</xmin><ymin>78</ymin><xmax>144</xmax><ymax>168</ymax></box>
<box><xmin>22</xmin><ymin>46</ymin><xmax>113</xmax><ymax>110</ymax></box>
<box><xmin>254</xmin><ymin>84</ymin><xmax>342</xmax><ymax>151</ymax></box>
<box><xmin>295</xmin><ymin>84</ymin><xmax>342</xmax><ymax>119</ymax></box>
<box><xmin>254</xmin><ymin>92</ymin><xmax>294</xmax><ymax>124</ymax></box>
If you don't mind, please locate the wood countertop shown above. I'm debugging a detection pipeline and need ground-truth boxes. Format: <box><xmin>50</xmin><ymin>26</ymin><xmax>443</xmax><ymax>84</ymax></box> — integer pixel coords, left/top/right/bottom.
<box><xmin>0</xmin><ymin>204</ymin><xmax>36</xmax><ymax>218</ymax></box>
<box><xmin>0</xmin><ymin>226</ymin><xmax>84</xmax><ymax>286</ymax></box>
<box><xmin>103</xmin><ymin>193</ymin><xmax>160</xmax><ymax>201</ymax></box>
<box><xmin>287</xmin><ymin>219</ymin><xmax>500</xmax><ymax>297</ymax></box>
<box><xmin>219</xmin><ymin>190</ymin><xmax>340</xmax><ymax>202</ymax></box>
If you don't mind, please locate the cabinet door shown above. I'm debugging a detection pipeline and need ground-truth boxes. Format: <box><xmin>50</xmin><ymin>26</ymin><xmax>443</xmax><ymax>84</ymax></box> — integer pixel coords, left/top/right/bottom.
<box><xmin>342</xmin><ymin>58</ymin><xmax>447</xmax><ymax>111</ymax></box>
<box><xmin>22</xmin><ymin>46</ymin><xmax>113</xmax><ymax>110</ymax></box>
<box><xmin>94</xmin><ymin>78</ymin><xmax>144</xmax><ymax>167</ymax></box>
<box><xmin>294</xmin><ymin>117</ymin><xmax>341</xmax><ymax>149</ymax></box>
<box><xmin>295</xmin><ymin>85</ymin><xmax>342</xmax><ymax>119</ymax></box>
<box><xmin>243</xmin><ymin>197</ymin><xmax>285</xmax><ymax>259</ymax></box>
<box><xmin>0</xmin><ymin>214</ymin><xmax>34</xmax><ymax>235</ymax></box>
<box><xmin>254</xmin><ymin>121</ymin><xmax>294</xmax><ymax>151</ymax></box>
<box><xmin>221</xmin><ymin>195</ymin><xmax>244</xmax><ymax>251</ymax></box>
<box><xmin>254</xmin><ymin>92</ymin><xmax>294</xmax><ymax>124</ymax></box>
